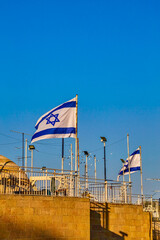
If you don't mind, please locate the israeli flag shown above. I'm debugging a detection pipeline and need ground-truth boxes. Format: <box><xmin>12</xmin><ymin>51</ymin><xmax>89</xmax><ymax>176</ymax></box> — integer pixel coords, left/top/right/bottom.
<box><xmin>117</xmin><ymin>148</ymin><xmax>141</xmax><ymax>180</ymax></box>
<box><xmin>31</xmin><ymin>97</ymin><xmax>76</xmax><ymax>143</ymax></box>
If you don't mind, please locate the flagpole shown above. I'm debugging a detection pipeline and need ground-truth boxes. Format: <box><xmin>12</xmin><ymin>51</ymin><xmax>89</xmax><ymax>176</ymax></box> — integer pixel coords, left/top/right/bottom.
<box><xmin>139</xmin><ymin>146</ymin><xmax>143</xmax><ymax>201</ymax></box>
<box><xmin>77</xmin><ymin>137</ymin><xmax>80</xmax><ymax>195</ymax></box>
<box><xmin>127</xmin><ymin>133</ymin><xmax>132</xmax><ymax>202</ymax></box>
<box><xmin>75</xmin><ymin>94</ymin><xmax>78</xmax><ymax>172</ymax></box>
<box><xmin>70</xmin><ymin>143</ymin><xmax>73</xmax><ymax>196</ymax></box>
<box><xmin>75</xmin><ymin>94</ymin><xmax>78</xmax><ymax>196</ymax></box>
<box><xmin>127</xmin><ymin>133</ymin><xmax>131</xmax><ymax>182</ymax></box>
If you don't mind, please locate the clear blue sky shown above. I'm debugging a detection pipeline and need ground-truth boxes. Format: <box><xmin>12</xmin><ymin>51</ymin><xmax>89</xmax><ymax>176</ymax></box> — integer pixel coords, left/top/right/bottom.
<box><xmin>0</xmin><ymin>0</ymin><xmax>160</xmax><ymax>196</ymax></box>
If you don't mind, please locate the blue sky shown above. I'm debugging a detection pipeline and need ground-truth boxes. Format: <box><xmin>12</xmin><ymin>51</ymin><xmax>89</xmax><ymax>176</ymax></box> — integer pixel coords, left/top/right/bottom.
<box><xmin>0</xmin><ymin>0</ymin><xmax>160</xmax><ymax>196</ymax></box>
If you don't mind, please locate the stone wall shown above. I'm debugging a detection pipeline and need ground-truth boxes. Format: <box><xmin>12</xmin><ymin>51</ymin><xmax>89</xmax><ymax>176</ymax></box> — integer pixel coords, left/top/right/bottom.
<box><xmin>90</xmin><ymin>202</ymin><xmax>152</xmax><ymax>240</ymax></box>
<box><xmin>0</xmin><ymin>195</ymin><xmax>152</xmax><ymax>240</ymax></box>
<box><xmin>0</xmin><ymin>195</ymin><xmax>90</xmax><ymax>240</ymax></box>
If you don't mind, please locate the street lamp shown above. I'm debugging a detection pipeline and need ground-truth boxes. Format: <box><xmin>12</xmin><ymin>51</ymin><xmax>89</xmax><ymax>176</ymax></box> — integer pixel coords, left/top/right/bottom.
<box><xmin>83</xmin><ymin>151</ymin><xmax>89</xmax><ymax>189</ymax></box>
<box><xmin>100</xmin><ymin>137</ymin><xmax>107</xmax><ymax>181</ymax></box>
<box><xmin>29</xmin><ymin>145</ymin><xmax>35</xmax><ymax>176</ymax></box>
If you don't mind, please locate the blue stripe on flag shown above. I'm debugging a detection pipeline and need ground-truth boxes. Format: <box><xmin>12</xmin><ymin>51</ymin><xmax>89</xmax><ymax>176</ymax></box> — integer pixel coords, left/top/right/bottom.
<box><xmin>31</xmin><ymin>127</ymin><xmax>76</xmax><ymax>141</ymax></box>
<box><xmin>119</xmin><ymin>166</ymin><xmax>140</xmax><ymax>175</ymax></box>
<box><xmin>130</xmin><ymin>149</ymin><xmax>140</xmax><ymax>156</ymax></box>
<box><xmin>35</xmin><ymin>101</ymin><xmax>76</xmax><ymax>129</ymax></box>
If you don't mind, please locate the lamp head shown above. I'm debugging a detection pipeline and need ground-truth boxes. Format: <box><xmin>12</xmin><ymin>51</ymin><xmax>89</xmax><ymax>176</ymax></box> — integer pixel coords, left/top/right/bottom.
<box><xmin>100</xmin><ymin>136</ymin><xmax>107</xmax><ymax>142</ymax></box>
<box><xmin>41</xmin><ymin>166</ymin><xmax>46</xmax><ymax>171</ymax></box>
<box><xmin>29</xmin><ymin>145</ymin><xmax>35</xmax><ymax>150</ymax></box>
<box><xmin>84</xmin><ymin>151</ymin><xmax>89</xmax><ymax>156</ymax></box>
<box><xmin>120</xmin><ymin>159</ymin><xmax>125</xmax><ymax>163</ymax></box>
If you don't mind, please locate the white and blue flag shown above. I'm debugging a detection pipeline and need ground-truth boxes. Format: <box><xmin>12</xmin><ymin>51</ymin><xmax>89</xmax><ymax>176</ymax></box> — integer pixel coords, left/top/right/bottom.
<box><xmin>31</xmin><ymin>97</ymin><xmax>76</xmax><ymax>143</ymax></box>
<box><xmin>117</xmin><ymin>148</ymin><xmax>141</xmax><ymax>181</ymax></box>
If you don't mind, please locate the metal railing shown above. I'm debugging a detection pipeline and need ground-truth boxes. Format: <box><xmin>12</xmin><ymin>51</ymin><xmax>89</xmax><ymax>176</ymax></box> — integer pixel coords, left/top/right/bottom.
<box><xmin>0</xmin><ymin>165</ymin><xmax>132</xmax><ymax>202</ymax></box>
<box><xmin>1</xmin><ymin>164</ymin><xmax>158</xmax><ymax>211</ymax></box>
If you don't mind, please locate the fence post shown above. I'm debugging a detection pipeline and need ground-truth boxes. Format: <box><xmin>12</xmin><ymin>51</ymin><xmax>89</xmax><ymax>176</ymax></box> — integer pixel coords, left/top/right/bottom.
<box><xmin>151</xmin><ymin>195</ymin><xmax>153</xmax><ymax>211</ymax></box>
<box><xmin>19</xmin><ymin>167</ymin><xmax>21</xmax><ymax>194</ymax></box>
<box><xmin>75</xmin><ymin>173</ymin><xmax>78</xmax><ymax>197</ymax></box>
<box><xmin>124</xmin><ymin>183</ymin><xmax>127</xmax><ymax>203</ymax></box>
<box><xmin>46</xmin><ymin>169</ymin><xmax>48</xmax><ymax>196</ymax></box>
<box><xmin>156</xmin><ymin>200</ymin><xmax>159</xmax><ymax>219</ymax></box>
<box><xmin>105</xmin><ymin>181</ymin><xmax>108</xmax><ymax>202</ymax></box>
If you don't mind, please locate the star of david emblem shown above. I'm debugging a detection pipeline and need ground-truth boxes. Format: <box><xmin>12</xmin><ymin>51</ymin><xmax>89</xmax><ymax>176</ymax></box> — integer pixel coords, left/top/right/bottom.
<box><xmin>46</xmin><ymin>113</ymin><xmax>60</xmax><ymax>126</ymax></box>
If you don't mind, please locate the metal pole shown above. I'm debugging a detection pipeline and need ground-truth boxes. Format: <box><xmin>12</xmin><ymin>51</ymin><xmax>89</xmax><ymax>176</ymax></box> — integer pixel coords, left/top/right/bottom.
<box><xmin>19</xmin><ymin>167</ymin><xmax>21</xmax><ymax>194</ymax></box>
<box><xmin>70</xmin><ymin>143</ymin><xmax>73</xmax><ymax>196</ymax></box>
<box><xmin>75</xmin><ymin>94</ymin><xmax>78</xmax><ymax>196</ymax></box>
<box><xmin>94</xmin><ymin>155</ymin><xmax>97</xmax><ymax>183</ymax></box>
<box><xmin>127</xmin><ymin>133</ymin><xmax>131</xmax><ymax>202</ymax></box>
<box><xmin>105</xmin><ymin>181</ymin><xmax>108</xmax><ymax>202</ymax></box>
<box><xmin>86</xmin><ymin>155</ymin><xmax>88</xmax><ymax>189</ymax></box>
<box><xmin>75</xmin><ymin>94</ymin><xmax>78</xmax><ymax>173</ymax></box>
<box><xmin>123</xmin><ymin>163</ymin><xmax>124</xmax><ymax>183</ymax></box>
<box><xmin>31</xmin><ymin>149</ymin><xmax>33</xmax><ymax>176</ymax></box>
<box><xmin>71</xmin><ymin>144</ymin><xmax>73</xmax><ymax>172</ymax></box>
<box><xmin>25</xmin><ymin>139</ymin><xmax>27</xmax><ymax>172</ymax></box>
<box><xmin>140</xmin><ymin>146</ymin><xmax>143</xmax><ymax>200</ymax></box>
<box><xmin>62</xmin><ymin>138</ymin><xmax>64</xmax><ymax>173</ymax></box>
<box><xmin>104</xmin><ymin>142</ymin><xmax>106</xmax><ymax>181</ymax></box>
<box><xmin>94</xmin><ymin>155</ymin><xmax>97</xmax><ymax>200</ymax></box>
<box><xmin>46</xmin><ymin>169</ymin><xmax>48</xmax><ymax>196</ymax></box>
<box><xmin>78</xmin><ymin>138</ymin><xmax>80</xmax><ymax>176</ymax></box>
<box><xmin>22</xmin><ymin>133</ymin><xmax>24</xmax><ymax>168</ymax></box>
<box><xmin>77</xmin><ymin>138</ymin><xmax>80</xmax><ymax>196</ymax></box>
<box><xmin>127</xmin><ymin>133</ymin><xmax>131</xmax><ymax>182</ymax></box>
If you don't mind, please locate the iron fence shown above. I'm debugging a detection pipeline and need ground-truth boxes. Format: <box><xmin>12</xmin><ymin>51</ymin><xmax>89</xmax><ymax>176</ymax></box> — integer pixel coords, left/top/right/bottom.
<box><xmin>0</xmin><ymin>164</ymin><xmax>157</xmax><ymax>210</ymax></box>
<box><xmin>0</xmin><ymin>164</ymin><xmax>132</xmax><ymax>202</ymax></box>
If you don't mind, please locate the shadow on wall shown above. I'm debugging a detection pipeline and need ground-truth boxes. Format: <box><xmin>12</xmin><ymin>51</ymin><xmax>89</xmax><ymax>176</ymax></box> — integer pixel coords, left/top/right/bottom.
<box><xmin>0</xmin><ymin>215</ymin><xmax>67</xmax><ymax>240</ymax></box>
<box><xmin>90</xmin><ymin>202</ymin><xmax>128</xmax><ymax>240</ymax></box>
<box><xmin>152</xmin><ymin>219</ymin><xmax>160</xmax><ymax>240</ymax></box>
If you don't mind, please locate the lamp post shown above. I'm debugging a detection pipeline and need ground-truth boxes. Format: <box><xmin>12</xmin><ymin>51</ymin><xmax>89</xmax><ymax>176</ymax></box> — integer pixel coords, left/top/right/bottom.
<box><xmin>29</xmin><ymin>145</ymin><xmax>35</xmax><ymax>176</ymax></box>
<box><xmin>120</xmin><ymin>158</ymin><xmax>126</xmax><ymax>203</ymax></box>
<box><xmin>83</xmin><ymin>151</ymin><xmax>89</xmax><ymax>189</ymax></box>
<box><xmin>100</xmin><ymin>137</ymin><xmax>107</xmax><ymax>181</ymax></box>
<box><xmin>120</xmin><ymin>159</ymin><xmax>125</xmax><ymax>183</ymax></box>
<box><xmin>94</xmin><ymin>155</ymin><xmax>97</xmax><ymax>183</ymax></box>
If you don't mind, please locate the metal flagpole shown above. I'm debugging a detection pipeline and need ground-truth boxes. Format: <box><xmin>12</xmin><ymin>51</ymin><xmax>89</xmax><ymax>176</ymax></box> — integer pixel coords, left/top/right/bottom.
<box><xmin>70</xmin><ymin>143</ymin><xmax>73</xmax><ymax>196</ymax></box>
<box><xmin>77</xmin><ymin>137</ymin><xmax>80</xmax><ymax>195</ymax></box>
<box><xmin>127</xmin><ymin>133</ymin><xmax>131</xmax><ymax>182</ymax></box>
<box><xmin>75</xmin><ymin>94</ymin><xmax>78</xmax><ymax>196</ymax></box>
<box><xmin>127</xmin><ymin>133</ymin><xmax>131</xmax><ymax>202</ymax></box>
<box><xmin>75</xmin><ymin>95</ymin><xmax>78</xmax><ymax>172</ymax></box>
<box><xmin>139</xmin><ymin>146</ymin><xmax>143</xmax><ymax>202</ymax></box>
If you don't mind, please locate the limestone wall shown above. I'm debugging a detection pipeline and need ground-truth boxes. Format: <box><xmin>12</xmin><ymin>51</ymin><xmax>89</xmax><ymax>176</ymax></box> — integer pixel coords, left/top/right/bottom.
<box><xmin>90</xmin><ymin>202</ymin><xmax>152</xmax><ymax>240</ymax></box>
<box><xmin>0</xmin><ymin>195</ymin><xmax>152</xmax><ymax>240</ymax></box>
<box><xmin>0</xmin><ymin>195</ymin><xmax>90</xmax><ymax>240</ymax></box>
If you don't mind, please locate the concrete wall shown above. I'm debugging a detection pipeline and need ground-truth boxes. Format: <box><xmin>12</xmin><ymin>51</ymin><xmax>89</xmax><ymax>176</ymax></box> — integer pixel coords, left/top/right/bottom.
<box><xmin>0</xmin><ymin>195</ymin><xmax>90</xmax><ymax>240</ymax></box>
<box><xmin>90</xmin><ymin>202</ymin><xmax>152</xmax><ymax>240</ymax></box>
